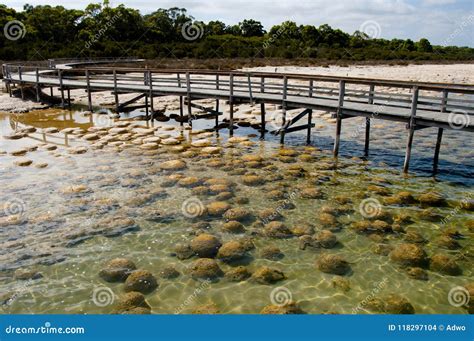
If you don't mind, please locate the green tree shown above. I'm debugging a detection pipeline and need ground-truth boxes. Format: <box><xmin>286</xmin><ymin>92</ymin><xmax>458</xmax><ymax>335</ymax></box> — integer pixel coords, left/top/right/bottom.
<box><xmin>239</xmin><ymin>19</ymin><xmax>264</xmax><ymax>37</ymax></box>
<box><xmin>416</xmin><ymin>38</ymin><xmax>433</xmax><ymax>52</ymax></box>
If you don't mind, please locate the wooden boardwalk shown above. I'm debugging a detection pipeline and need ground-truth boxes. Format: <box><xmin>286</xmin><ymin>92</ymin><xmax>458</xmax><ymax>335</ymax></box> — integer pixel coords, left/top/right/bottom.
<box><xmin>2</xmin><ymin>62</ymin><xmax>474</xmax><ymax>173</ymax></box>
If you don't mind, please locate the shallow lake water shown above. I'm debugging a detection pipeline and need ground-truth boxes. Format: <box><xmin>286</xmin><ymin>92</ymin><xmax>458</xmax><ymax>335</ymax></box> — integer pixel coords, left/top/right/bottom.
<box><xmin>0</xmin><ymin>103</ymin><xmax>472</xmax><ymax>314</ymax></box>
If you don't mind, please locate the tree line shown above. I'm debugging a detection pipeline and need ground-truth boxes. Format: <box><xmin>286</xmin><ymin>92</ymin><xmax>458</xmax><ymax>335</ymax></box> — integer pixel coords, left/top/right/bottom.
<box><xmin>1</xmin><ymin>1</ymin><xmax>473</xmax><ymax>62</ymax></box>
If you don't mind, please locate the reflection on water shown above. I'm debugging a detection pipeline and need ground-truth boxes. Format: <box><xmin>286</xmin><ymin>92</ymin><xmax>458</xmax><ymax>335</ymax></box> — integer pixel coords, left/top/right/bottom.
<box><xmin>0</xmin><ymin>105</ymin><xmax>473</xmax><ymax>315</ymax></box>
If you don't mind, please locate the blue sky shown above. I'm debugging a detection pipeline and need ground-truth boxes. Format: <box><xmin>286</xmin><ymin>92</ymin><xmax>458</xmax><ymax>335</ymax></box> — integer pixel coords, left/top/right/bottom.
<box><xmin>5</xmin><ymin>0</ymin><xmax>474</xmax><ymax>46</ymax></box>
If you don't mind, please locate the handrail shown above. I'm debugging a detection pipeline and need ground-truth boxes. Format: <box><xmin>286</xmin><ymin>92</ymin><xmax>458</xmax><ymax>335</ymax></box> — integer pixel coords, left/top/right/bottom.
<box><xmin>3</xmin><ymin>63</ymin><xmax>474</xmax><ymax>93</ymax></box>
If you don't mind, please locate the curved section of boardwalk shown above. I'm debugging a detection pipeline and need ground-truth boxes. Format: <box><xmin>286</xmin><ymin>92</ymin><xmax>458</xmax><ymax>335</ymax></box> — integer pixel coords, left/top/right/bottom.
<box><xmin>2</xmin><ymin>61</ymin><xmax>474</xmax><ymax>173</ymax></box>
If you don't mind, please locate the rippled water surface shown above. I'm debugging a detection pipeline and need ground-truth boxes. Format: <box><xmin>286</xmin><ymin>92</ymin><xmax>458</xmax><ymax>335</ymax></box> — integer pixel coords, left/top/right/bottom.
<box><xmin>0</xmin><ymin>104</ymin><xmax>473</xmax><ymax>314</ymax></box>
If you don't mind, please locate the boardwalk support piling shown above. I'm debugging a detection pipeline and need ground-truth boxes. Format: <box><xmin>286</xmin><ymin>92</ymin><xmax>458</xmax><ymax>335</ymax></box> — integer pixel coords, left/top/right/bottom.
<box><xmin>148</xmin><ymin>70</ymin><xmax>154</xmax><ymax>120</ymax></box>
<box><xmin>260</xmin><ymin>77</ymin><xmax>266</xmax><ymax>139</ymax></box>
<box><xmin>333</xmin><ymin>80</ymin><xmax>346</xmax><ymax>157</ymax></box>
<box><xmin>113</xmin><ymin>70</ymin><xmax>119</xmax><ymax>113</ymax></box>
<box><xmin>280</xmin><ymin>76</ymin><xmax>288</xmax><ymax>144</ymax></box>
<box><xmin>229</xmin><ymin>73</ymin><xmax>234</xmax><ymax>136</ymax></box>
<box><xmin>215</xmin><ymin>74</ymin><xmax>220</xmax><ymax>129</ymax></box>
<box><xmin>403</xmin><ymin>86</ymin><xmax>419</xmax><ymax>173</ymax></box>
<box><xmin>58</xmin><ymin>69</ymin><xmax>65</xmax><ymax>108</ymax></box>
<box><xmin>365</xmin><ymin>84</ymin><xmax>375</xmax><ymax>157</ymax></box>
<box><xmin>433</xmin><ymin>128</ymin><xmax>443</xmax><ymax>174</ymax></box>
<box><xmin>186</xmin><ymin>72</ymin><xmax>192</xmax><ymax>126</ymax></box>
<box><xmin>433</xmin><ymin>90</ymin><xmax>448</xmax><ymax>174</ymax></box>
<box><xmin>18</xmin><ymin>66</ymin><xmax>24</xmax><ymax>100</ymax></box>
<box><xmin>86</xmin><ymin>70</ymin><xmax>92</xmax><ymax>112</ymax></box>
<box><xmin>177</xmin><ymin>73</ymin><xmax>184</xmax><ymax>126</ymax></box>
<box><xmin>35</xmin><ymin>68</ymin><xmax>40</xmax><ymax>102</ymax></box>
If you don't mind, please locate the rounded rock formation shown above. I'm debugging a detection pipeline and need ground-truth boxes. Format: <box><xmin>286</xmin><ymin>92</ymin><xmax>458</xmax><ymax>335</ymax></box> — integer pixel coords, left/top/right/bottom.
<box><xmin>252</xmin><ymin>266</ymin><xmax>286</xmax><ymax>284</ymax></box>
<box><xmin>263</xmin><ymin>221</ymin><xmax>293</xmax><ymax>239</ymax></box>
<box><xmin>316</xmin><ymin>254</ymin><xmax>351</xmax><ymax>275</ymax></box>
<box><xmin>190</xmin><ymin>258</ymin><xmax>224</xmax><ymax>280</ymax></box>
<box><xmin>99</xmin><ymin>258</ymin><xmax>137</xmax><ymax>282</ymax></box>
<box><xmin>190</xmin><ymin>234</ymin><xmax>222</xmax><ymax>258</ymax></box>
<box><xmin>217</xmin><ymin>241</ymin><xmax>247</xmax><ymax>262</ymax></box>
<box><xmin>430</xmin><ymin>254</ymin><xmax>462</xmax><ymax>276</ymax></box>
<box><xmin>389</xmin><ymin>243</ymin><xmax>428</xmax><ymax>268</ymax></box>
<box><xmin>124</xmin><ymin>270</ymin><xmax>158</xmax><ymax>294</ymax></box>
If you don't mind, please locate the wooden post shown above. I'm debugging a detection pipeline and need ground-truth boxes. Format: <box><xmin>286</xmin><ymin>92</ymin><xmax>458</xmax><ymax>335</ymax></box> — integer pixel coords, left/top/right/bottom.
<box><xmin>186</xmin><ymin>72</ymin><xmax>192</xmax><ymax>126</ymax></box>
<box><xmin>5</xmin><ymin>65</ymin><xmax>12</xmax><ymax>97</ymax></box>
<box><xmin>248</xmin><ymin>74</ymin><xmax>253</xmax><ymax>104</ymax></box>
<box><xmin>113</xmin><ymin>69</ymin><xmax>119</xmax><ymax>113</ymax></box>
<box><xmin>86</xmin><ymin>69</ymin><xmax>92</xmax><ymax>112</ymax></box>
<box><xmin>333</xmin><ymin>80</ymin><xmax>346</xmax><ymax>157</ymax></box>
<box><xmin>307</xmin><ymin>109</ymin><xmax>313</xmax><ymax>145</ymax></box>
<box><xmin>365</xmin><ymin>84</ymin><xmax>375</xmax><ymax>157</ymax></box>
<box><xmin>18</xmin><ymin>66</ymin><xmax>24</xmax><ymax>100</ymax></box>
<box><xmin>280</xmin><ymin>76</ymin><xmax>288</xmax><ymax>144</ymax></box>
<box><xmin>307</xmin><ymin>79</ymin><xmax>314</xmax><ymax>145</ymax></box>
<box><xmin>433</xmin><ymin>128</ymin><xmax>443</xmax><ymax>175</ymax></box>
<box><xmin>177</xmin><ymin>73</ymin><xmax>184</xmax><ymax>126</ymax></box>
<box><xmin>403</xmin><ymin>86</ymin><xmax>419</xmax><ymax>173</ymax></box>
<box><xmin>215</xmin><ymin>74</ymin><xmax>220</xmax><ymax>129</ymax></box>
<box><xmin>229</xmin><ymin>73</ymin><xmax>234</xmax><ymax>136</ymax></box>
<box><xmin>260</xmin><ymin>77</ymin><xmax>265</xmax><ymax>139</ymax></box>
<box><xmin>433</xmin><ymin>90</ymin><xmax>448</xmax><ymax>174</ymax></box>
<box><xmin>35</xmin><ymin>68</ymin><xmax>40</xmax><ymax>102</ymax></box>
<box><xmin>145</xmin><ymin>95</ymin><xmax>149</xmax><ymax>119</ymax></box>
<box><xmin>58</xmin><ymin>69</ymin><xmax>65</xmax><ymax>108</ymax></box>
<box><xmin>148</xmin><ymin>70</ymin><xmax>154</xmax><ymax>119</ymax></box>
<box><xmin>67</xmin><ymin>88</ymin><xmax>71</xmax><ymax>108</ymax></box>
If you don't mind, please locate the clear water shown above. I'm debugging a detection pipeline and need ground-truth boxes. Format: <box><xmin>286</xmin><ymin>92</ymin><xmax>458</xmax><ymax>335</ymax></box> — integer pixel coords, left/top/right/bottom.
<box><xmin>0</xmin><ymin>104</ymin><xmax>472</xmax><ymax>314</ymax></box>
